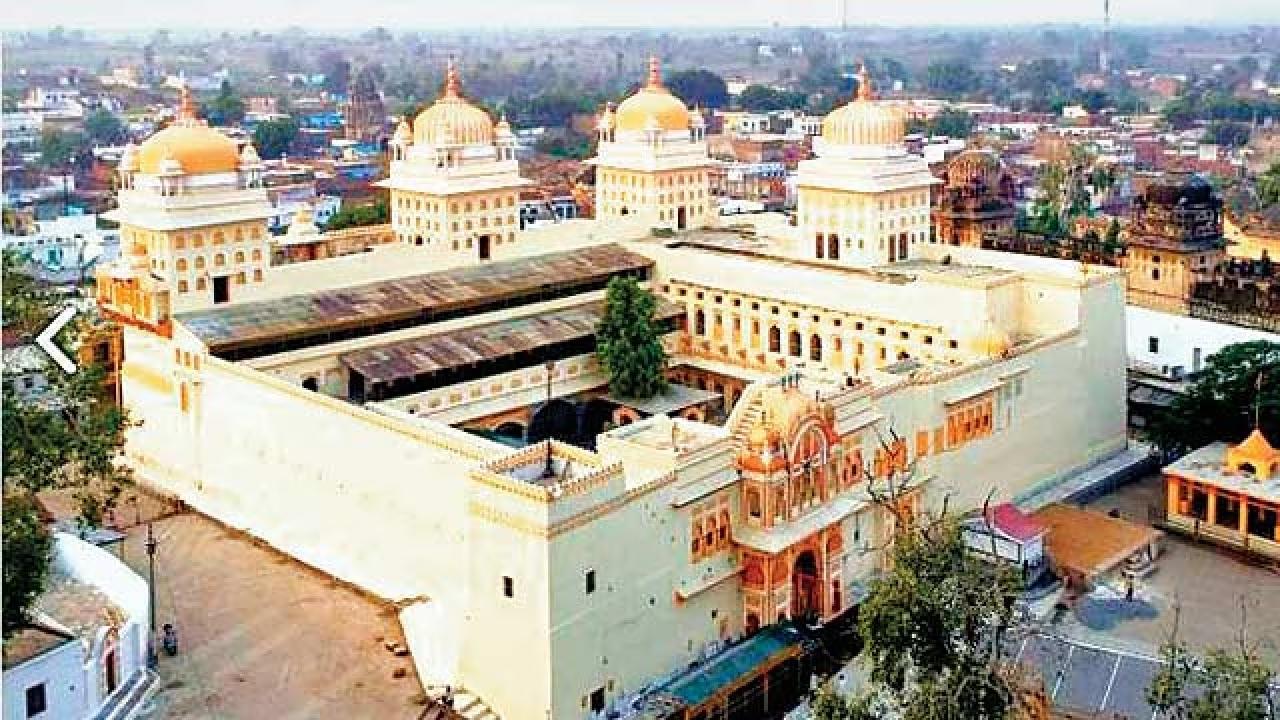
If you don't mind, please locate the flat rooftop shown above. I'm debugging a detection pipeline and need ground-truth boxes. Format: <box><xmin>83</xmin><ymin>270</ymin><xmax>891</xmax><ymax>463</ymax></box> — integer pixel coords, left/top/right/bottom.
<box><xmin>176</xmin><ymin>243</ymin><xmax>652</xmax><ymax>358</ymax></box>
<box><xmin>338</xmin><ymin>297</ymin><xmax>683</xmax><ymax>386</ymax></box>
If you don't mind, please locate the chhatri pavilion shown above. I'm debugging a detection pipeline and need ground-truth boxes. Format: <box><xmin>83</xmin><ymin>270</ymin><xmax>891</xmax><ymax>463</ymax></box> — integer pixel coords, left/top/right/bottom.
<box><xmin>94</xmin><ymin>60</ymin><xmax>1128</xmax><ymax>720</ymax></box>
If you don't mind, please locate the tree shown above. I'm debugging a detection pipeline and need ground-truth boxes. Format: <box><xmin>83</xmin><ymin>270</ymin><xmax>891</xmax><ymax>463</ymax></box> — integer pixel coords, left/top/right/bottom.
<box><xmin>318</xmin><ymin>50</ymin><xmax>351</xmax><ymax>94</ymax></box>
<box><xmin>928</xmin><ymin>108</ymin><xmax>974</xmax><ymax>139</ymax></box>
<box><xmin>40</xmin><ymin>128</ymin><xmax>81</xmax><ymax>168</ymax></box>
<box><xmin>1147</xmin><ymin>605</ymin><xmax>1276</xmax><ymax>720</ymax></box>
<box><xmin>812</xmin><ymin>687</ymin><xmax>877</xmax><ymax>720</ymax></box>
<box><xmin>252</xmin><ymin>116</ymin><xmax>299</xmax><ymax>160</ymax></box>
<box><xmin>3</xmin><ymin>494</ymin><xmax>53</xmax><ymax>638</ymax></box>
<box><xmin>666</xmin><ymin>69</ymin><xmax>728</xmax><ymax>109</ymax></box>
<box><xmin>1148</xmin><ymin>341</ymin><xmax>1279</xmax><ymax>455</ymax></box>
<box><xmin>1256</xmin><ymin>162</ymin><xmax>1280</xmax><ymax>209</ymax></box>
<box><xmin>2</xmin><ymin>255</ymin><xmax>135</xmax><ymax>638</ymax></box>
<box><xmin>1203</xmin><ymin>121</ymin><xmax>1251</xmax><ymax>148</ymax></box>
<box><xmin>595</xmin><ymin>276</ymin><xmax>668</xmax><ymax>400</ymax></box>
<box><xmin>84</xmin><ymin>108</ymin><xmax>125</xmax><ymax>146</ymax></box>
<box><xmin>925</xmin><ymin>60</ymin><xmax>980</xmax><ymax>97</ymax></box>
<box><xmin>323</xmin><ymin>194</ymin><xmax>388</xmax><ymax>231</ymax></box>
<box><xmin>738</xmin><ymin>85</ymin><xmax>805</xmax><ymax>113</ymax></box>
<box><xmin>206</xmin><ymin>79</ymin><xmax>246</xmax><ymax>126</ymax></box>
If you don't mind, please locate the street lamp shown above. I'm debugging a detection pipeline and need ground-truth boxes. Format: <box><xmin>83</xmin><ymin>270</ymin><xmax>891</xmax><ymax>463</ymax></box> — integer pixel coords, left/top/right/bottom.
<box><xmin>542</xmin><ymin>360</ymin><xmax>556</xmax><ymax>480</ymax></box>
<box><xmin>145</xmin><ymin>522</ymin><xmax>158</xmax><ymax>669</ymax></box>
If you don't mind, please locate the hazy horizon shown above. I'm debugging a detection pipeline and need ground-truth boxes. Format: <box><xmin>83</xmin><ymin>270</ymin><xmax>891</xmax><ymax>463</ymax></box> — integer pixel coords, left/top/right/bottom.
<box><xmin>7</xmin><ymin>0</ymin><xmax>1280</xmax><ymax>33</ymax></box>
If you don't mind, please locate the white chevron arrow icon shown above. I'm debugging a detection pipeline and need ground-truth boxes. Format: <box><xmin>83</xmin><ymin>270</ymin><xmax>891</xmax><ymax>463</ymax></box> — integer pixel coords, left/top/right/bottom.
<box><xmin>36</xmin><ymin>306</ymin><xmax>78</xmax><ymax>375</ymax></box>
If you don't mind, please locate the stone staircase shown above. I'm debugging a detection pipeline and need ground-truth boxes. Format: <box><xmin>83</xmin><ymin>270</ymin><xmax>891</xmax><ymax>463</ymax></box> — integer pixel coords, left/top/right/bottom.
<box><xmin>726</xmin><ymin>380</ymin><xmax>768</xmax><ymax>449</ymax></box>
<box><xmin>94</xmin><ymin>667</ymin><xmax>159</xmax><ymax>720</ymax></box>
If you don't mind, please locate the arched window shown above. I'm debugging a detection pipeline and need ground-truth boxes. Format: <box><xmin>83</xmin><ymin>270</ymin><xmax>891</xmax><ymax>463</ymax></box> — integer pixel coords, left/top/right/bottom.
<box><xmin>789</xmin><ymin>330</ymin><xmax>802</xmax><ymax>357</ymax></box>
<box><xmin>815</xmin><ymin>233</ymin><xmax>825</xmax><ymax>259</ymax></box>
<box><xmin>694</xmin><ymin>309</ymin><xmax>706</xmax><ymax>335</ymax></box>
<box><xmin>769</xmin><ymin>326</ymin><xmax>781</xmax><ymax>353</ymax></box>
<box><xmin>810</xmin><ymin>335</ymin><xmax>823</xmax><ymax>362</ymax></box>
<box><xmin>718</xmin><ymin>510</ymin><xmax>730</xmax><ymax>544</ymax></box>
<box><xmin>828</xmin><ymin>234</ymin><xmax>840</xmax><ymax>260</ymax></box>
<box><xmin>691</xmin><ymin>521</ymin><xmax>703</xmax><ymax>557</ymax></box>
<box><xmin>747</xmin><ymin>489</ymin><xmax>762</xmax><ymax>520</ymax></box>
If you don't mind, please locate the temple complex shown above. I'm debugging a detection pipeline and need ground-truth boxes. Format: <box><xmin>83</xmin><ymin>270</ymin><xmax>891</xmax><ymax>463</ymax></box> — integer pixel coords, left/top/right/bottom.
<box><xmin>1164</xmin><ymin>426</ymin><xmax>1280</xmax><ymax>561</ymax></box>
<box><xmin>94</xmin><ymin>59</ymin><xmax>1128</xmax><ymax>720</ymax></box>
<box><xmin>343</xmin><ymin>64</ymin><xmax>388</xmax><ymax>145</ymax></box>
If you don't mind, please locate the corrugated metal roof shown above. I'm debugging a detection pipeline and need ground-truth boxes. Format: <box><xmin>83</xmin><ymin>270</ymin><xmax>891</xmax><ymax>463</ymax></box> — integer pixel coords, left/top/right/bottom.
<box><xmin>176</xmin><ymin>244</ymin><xmax>652</xmax><ymax>354</ymax></box>
<box><xmin>338</xmin><ymin>297</ymin><xmax>683</xmax><ymax>385</ymax></box>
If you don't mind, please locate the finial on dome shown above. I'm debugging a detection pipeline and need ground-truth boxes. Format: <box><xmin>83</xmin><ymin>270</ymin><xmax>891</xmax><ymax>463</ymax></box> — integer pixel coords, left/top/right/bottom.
<box><xmin>647</xmin><ymin>55</ymin><xmax>663</xmax><ymax>89</ymax></box>
<box><xmin>178</xmin><ymin>82</ymin><xmax>197</xmax><ymax>122</ymax></box>
<box><xmin>856</xmin><ymin>61</ymin><xmax>874</xmax><ymax>101</ymax></box>
<box><xmin>444</xmin><ymin>57</ymin><xmax>461</xmax><ymax>98</ymax></box>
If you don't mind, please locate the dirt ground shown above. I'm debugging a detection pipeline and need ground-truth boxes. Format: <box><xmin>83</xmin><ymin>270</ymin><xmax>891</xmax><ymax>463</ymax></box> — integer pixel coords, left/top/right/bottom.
<box><xmin>50</xmin><ymin>489</ymin><xmax>428</xmax><ymax>720</ymax></box>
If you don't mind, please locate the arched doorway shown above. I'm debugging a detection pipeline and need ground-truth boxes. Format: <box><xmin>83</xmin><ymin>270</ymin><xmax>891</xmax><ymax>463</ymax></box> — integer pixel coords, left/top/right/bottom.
<box><xmin>791</xmin><ymin>550</ymin><xmax>820</xmax><ymax>623</ymax></box>
<box><xmin>528</xmin><ymin>398</ymin><xmax>579</xmax><ymax>445</ymax></box>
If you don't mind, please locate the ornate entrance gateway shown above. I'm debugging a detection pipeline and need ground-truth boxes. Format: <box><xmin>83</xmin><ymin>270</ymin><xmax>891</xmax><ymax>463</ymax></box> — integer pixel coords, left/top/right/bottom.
<box><xmin>791</xmin><ymin>550</ymin><xmax>820</xmax><ymax>623</ymax></box>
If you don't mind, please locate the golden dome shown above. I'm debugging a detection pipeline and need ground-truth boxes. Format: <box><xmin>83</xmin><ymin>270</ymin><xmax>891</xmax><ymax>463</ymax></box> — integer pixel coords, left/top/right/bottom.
<box><xmin>137</xmin><ymin>85</ymin><xmax>240</xmax><ymax>175</ymax></box>
<box><xmin>821</xmin><ymin>63</ymin><xmax>905</xmax><ymax>147</ymax></box>
<box><xmin>614</xmin><ymin>56</ymin><xmax>691</xmax><ymax>133</ymax></box>
<box><xmin>413</xmin><ymin>60</ymin><xmax>494</xmax><ymax>147</ymax></box>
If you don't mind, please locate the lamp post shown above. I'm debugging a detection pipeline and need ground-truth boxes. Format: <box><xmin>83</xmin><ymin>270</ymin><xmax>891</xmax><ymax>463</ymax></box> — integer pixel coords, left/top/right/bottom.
<box><xmin>145</xmin><ymin>522</ymin><xmax>158</xmax><ymax>669</ymax></box>
<box><xmin>542</xmin><ymin>360</ymin><xmax>556</xmax><ymax>480</ymax></box>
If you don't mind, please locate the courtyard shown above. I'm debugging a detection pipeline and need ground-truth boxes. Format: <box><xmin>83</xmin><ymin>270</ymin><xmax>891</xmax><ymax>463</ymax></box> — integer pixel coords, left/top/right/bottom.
<box><xmin>68</xmin><ymin>491</ymin><xmax>428</xmax><ymax>719</ymax></box>
<box><xmin>1075</xmin><ymin>473</ymin><xmax>1280</xmax><ymax>666</ymax></box>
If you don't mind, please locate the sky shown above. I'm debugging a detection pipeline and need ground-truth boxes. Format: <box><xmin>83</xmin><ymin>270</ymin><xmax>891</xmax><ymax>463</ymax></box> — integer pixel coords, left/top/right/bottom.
<box><xmin>7</xmin><ymin>0</ymin><xmax>1280</xmax><ymax>31</ymax></box>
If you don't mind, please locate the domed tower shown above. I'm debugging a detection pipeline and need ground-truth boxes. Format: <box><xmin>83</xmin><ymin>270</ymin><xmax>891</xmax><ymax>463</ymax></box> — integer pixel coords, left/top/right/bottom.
<box><xmin>933</xmin><ymin>149</ymin><xmax>1016</xmax><ymax>248</ymax></box>
<box><xmin>1126</xmin><ymin>170</ymin><xmax>1226</xmax><ymax>307</ymax></box>
<box><xmin>795</xmin><ymin>64</ymin><xmax>939</xmax><ymax>267</ymax></box>
<box><xmin>343</xmin><ymin>63</ymin><xmax>387</xmax><ymax>145</ymax></box>
<box><xmin>97</xmin><ymin>82</ymin><xmax>273</xmax><ymax>328</ymax></box>
<box><xmin>587</xmin><ymin>56</ymin><xmax>714</xmax><ymax>231</ymax></box>
<box><xmin>375</xmin><ymin>59</ymin><xmax>530</xmax><ymax>263</ymax></box>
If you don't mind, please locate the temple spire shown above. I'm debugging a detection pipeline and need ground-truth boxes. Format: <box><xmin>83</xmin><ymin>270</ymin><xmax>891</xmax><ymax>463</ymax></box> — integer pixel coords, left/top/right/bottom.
<box><xmin>646</xmin><ymin>55</ymin><xmax>663</xmax><ymax>89</ymax></box>
<box><xmin>444</xmin><ymin>57</ymin><xmax>461</xmax><ymax>98</ymax></box>
<box><xmin>856</xmin><ymin>61</ymin><xmax>874</xmax><ymax>101</ymax></box>
<box><xmin>178</xmin><ymin>82</ymin><xmax>197</xmax><ymax>122</ymax></box>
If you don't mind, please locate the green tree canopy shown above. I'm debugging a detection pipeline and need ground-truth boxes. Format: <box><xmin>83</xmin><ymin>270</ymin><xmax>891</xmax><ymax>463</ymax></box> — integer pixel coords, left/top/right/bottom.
<box><xmin>595</xmin><ymin>276</ymin><xmax>668</xmax><ymax>400</ymax></box>
<box><xmin>737</xmin><ymin>85</ymin><xmax>806</xmax><ymax>113</ymax></box>
<box><xmin>206</xmin><ymin>79</ymin><xmax>246</xmax><ymax>126</ymax></box>
<box><xmin>1148</xmin><ymin>340</ymin><xmax>1279</xmax><ymax>455</ymax></box>
<box><xmin>323</xmin><ymin>194</ymin><xmax>388</xmax><ymax>231</ymax></box>
<box><xmin>1148</xmin><ymin>620</ymin><xmax>1275</xmax><ymax>720</ymax></box>
<box><xmin>84</xmin><ymin>107</ymin><xmax>126</xmax><ymax>146</ymax></box>
<box><xmin>1256</xmin><ymin>161</ymin><xmax>1280</xmax><ymax>209</ymax></box>
<box><xmin>3</xmin><ymin>495</ymin><xmax>53</xmax><ymax>638</ymax></box>
<box><xmin>925</xmin><ymin>60</ymin><xmax>980</xmax><ymax>97</ymax></box>
<box><xmin>666</xmin><ymin>68</ymin><xmax>729</xmax><ymax>109</ymax></box>
<box><xmin>2</xmin><ymin>254</ymin><xmax>135</xmax><ymax>638</ymax></box>
<box><xmin>40</xmin><ymin>127</ymin><xmax>82</xmax><ymax>168</ymax></box>
<box><xmin>252</xmin><ymin>116</ymin><xmax>299</xmax><ymax>159</ymax></box>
